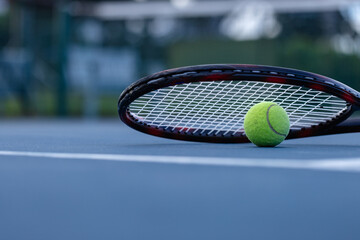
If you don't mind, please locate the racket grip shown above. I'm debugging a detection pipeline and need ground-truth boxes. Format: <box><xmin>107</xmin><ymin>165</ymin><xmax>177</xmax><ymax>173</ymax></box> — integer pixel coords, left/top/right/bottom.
<box><xmin>325</xmin><ymin>117</ymin><xmax>360</xmax><ymax>135</ymax></box>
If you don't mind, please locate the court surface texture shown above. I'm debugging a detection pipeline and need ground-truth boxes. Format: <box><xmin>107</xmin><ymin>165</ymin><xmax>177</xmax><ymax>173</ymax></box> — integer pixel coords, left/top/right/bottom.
<box><xmin>1</xmin><ymin>119</ymin><xmax>360</xmax><ymax>240</ymax></box>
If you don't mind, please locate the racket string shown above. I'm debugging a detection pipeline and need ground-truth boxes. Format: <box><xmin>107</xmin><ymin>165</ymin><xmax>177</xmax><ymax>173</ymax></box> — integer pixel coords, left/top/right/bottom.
<box><xmin>174</xmin><ymin>81</ymin><xmax>240</xmax><ymax>132</ymax></box>
<box><xmin>151</xmin><ymin>82</ymin><xmax>206</xmax><ymax>126</ymax></box>
<box><xmin>185</xmin><ymin>81</ymin><xmax>252</xmax><ymax>134</ymax></box>
<box><xmin>129</xmin><ymin>81</ymin><xmax>348</xmax><ymax>135</ymax></box>
<box><xmin>221</xmin><ymin>83</ymin><xmax>295</xmax><ymax>135</ymax></box>
<box><xmin>213</xmin><ymin>82</ymin><xmax>280</xmax><ymax>135</ymax></box>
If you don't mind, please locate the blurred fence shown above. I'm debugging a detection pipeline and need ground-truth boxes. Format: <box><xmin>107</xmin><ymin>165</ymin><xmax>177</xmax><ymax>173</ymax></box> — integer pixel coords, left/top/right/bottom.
<box><xmin>0</xmin><ymin>0</ymin><xmax>359</xmax><ymax>117</ymax></box>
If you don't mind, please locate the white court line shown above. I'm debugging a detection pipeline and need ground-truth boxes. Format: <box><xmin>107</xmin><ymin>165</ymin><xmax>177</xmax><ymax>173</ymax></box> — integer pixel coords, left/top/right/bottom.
<box><xmin>0</xmin><ymin>150</ymin><xmax>360</xmax><ymax>173</ymax></box>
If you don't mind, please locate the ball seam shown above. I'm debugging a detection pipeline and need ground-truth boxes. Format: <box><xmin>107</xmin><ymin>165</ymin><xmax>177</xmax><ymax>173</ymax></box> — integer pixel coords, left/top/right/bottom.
<box><xmin>266</xmin><ymin>104</ymin><xmax>287</xmax><ymax>137</ymax></box>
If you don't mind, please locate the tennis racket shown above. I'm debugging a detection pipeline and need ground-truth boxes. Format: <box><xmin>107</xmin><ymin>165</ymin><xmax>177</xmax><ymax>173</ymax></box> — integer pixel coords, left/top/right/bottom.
<box><xmin>118</xmin><ymin>64</ymin><xmax>360</xmax><ymax>143</ymax></box>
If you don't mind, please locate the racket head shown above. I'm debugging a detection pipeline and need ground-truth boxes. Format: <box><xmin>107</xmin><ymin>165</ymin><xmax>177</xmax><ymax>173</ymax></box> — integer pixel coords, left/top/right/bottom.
<box><xmin>118</xmin><ymin>64</ymin><xmax>360</xmax><ymax>143</ymax></box>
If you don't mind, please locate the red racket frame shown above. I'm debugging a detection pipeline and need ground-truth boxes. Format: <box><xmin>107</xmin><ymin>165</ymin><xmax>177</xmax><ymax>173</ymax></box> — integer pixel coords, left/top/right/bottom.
<box><xmin>118</xmin><ymin>64</ymin><xmax>360</xmax><ymax>143</ymax></box>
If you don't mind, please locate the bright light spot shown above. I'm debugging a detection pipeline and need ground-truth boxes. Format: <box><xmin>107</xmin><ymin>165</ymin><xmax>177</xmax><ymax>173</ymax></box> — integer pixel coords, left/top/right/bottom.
<box><xmin>341</xmin><ymin>2</ymin><xmax>360</xmax><ymax>34</ymax></box>
<box><xmin>220</xmin><ymin>1</ymin><xmax>281</xmax><ymax>41</ymax></box>
<box><xmin>170</xmin><ymin>0</ymin><xmax>192</xmax><ymax>9</ymax></box>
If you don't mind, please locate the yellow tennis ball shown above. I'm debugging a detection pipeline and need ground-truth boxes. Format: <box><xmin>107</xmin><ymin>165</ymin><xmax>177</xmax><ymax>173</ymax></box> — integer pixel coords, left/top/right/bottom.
<box><xmin>244</xmin><ymin>102</ymin><xmax>290</xmax><ymax>147</ymax></box>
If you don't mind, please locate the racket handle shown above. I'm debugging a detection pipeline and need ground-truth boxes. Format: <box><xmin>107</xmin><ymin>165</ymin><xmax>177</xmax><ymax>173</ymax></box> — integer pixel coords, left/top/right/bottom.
<box><xmin>325</xmin><ymin>117</ymin><xmax>360</xmax><ymax>135</ymax></box>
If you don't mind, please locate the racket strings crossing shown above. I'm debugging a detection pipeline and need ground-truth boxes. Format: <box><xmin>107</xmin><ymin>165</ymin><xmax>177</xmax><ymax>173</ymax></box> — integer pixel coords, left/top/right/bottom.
<box><xmin>129</xmin><ymin>81</ymin><xmax>348</xmax><ymax>136</ymax></box>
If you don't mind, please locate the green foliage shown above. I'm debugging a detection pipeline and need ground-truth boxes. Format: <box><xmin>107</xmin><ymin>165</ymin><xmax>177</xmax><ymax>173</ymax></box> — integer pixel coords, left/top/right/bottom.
<box><xmin>1</xmin><ymin>92</ymin><xmax>119</xmax><ymax>117</ymax></box>
<box><xmin>3</xmin><ymin>98</ymin><xmax>22</xmax><ymax>116</ymax></box>
<box><xmin>99</xmin><ymin>95</ymin><xmax>119</xmax><ymax>117</ymax></box>
<box><xmin>168</xmin><ymin>37</ymin><xmax>360</xmax><ymax>90</ymax></box>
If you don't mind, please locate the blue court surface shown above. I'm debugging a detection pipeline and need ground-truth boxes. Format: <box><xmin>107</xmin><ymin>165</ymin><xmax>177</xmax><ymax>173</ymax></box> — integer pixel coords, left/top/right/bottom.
<box><xmin>1</xmin><ymin>119</ymin><xmax>360</xmax><ymax>240</ymax></box>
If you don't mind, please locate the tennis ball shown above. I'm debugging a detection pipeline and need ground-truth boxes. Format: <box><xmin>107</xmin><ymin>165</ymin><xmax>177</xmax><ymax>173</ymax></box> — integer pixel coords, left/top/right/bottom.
<box><xmin>244</xmin><ymin>102</ymin><xmax>290</xmax><ymax>147</ymax></box>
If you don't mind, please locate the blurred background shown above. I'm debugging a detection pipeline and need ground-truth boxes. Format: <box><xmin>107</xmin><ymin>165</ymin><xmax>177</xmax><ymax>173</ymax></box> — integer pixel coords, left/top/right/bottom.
<box><xmin>1</xmin><ymin>0</ymin><xmax>360</xmax><ymax>118</ymax></box>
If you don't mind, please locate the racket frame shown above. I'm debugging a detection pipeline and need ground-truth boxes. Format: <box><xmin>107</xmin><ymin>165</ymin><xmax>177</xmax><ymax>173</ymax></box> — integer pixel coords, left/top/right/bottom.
<box><xmin>118</xmin><ymin>64</ymin><xmax>360</xmax><ymax>143</ymax></box>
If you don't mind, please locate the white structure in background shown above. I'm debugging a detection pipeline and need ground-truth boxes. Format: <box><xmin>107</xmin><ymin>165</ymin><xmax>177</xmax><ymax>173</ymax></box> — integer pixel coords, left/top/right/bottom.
<box><xmin>342</xmin><ymin>2</ymin><xmax>360</xmax><ymax>34</ymax></box>
<box><xmin>71</xmin><ymin>0</ymin><xmax>359</xmax><ymax>42</ymax></box>
<box><xmin>71</xmin><ymin>0</ymin><xmax>360</xmax><ymax>20</ymax></box>
<box><xmin>331</xmin><ymin>2</ymin><xmax>360</xmax><ymax>55</ymax></box>
<box><xmin>332</xmin><ymin>34</ymin><xmax>360</xmax><ymax>55</ymax></box>
<box><xmin>220</xmin><ymin>1</ymin><xmax>281</xmax><ymax>41</ymax></box>
<box><xmin>170</xmin><ymin>0</ymin><xmax>193</xmax><ymax>9</ymax></box>
<box><xmin>67</xmin><ymin>46</ymin><xmax>136</xmax><ymax>91</ymax></box>
<box><xmin>67</xmin><ymin>46</ymin><xmax>137</xmax><ymax>117</ymax></box>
